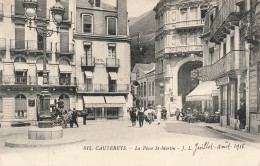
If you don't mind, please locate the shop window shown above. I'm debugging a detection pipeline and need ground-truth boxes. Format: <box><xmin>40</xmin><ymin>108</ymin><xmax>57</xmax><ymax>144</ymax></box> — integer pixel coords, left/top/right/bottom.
<box><xmin>82</xmin><ymin>14</ymin><xmax>93</xmax><ymax>33</ymax></box>
<box><xmin>107</xmin><ymin>17</ymin><xmax>117</xmax><ymax>35</ymax></box>
<box><xmin>15</xmin><ymin>71</ymin><xmax>27</xmax><ymax>84</ymax></box>
<box><xmin>106</xmin><ymin>107</ymin><xmax>119</xmax><ymax>117</ymax></box>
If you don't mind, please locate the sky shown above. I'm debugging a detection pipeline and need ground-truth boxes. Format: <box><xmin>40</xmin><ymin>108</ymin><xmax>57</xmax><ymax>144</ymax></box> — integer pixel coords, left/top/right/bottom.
<box><xmin>127</xmin><ymin>0</ymin><xmax>160</xmax><ymax>17</ymax></box>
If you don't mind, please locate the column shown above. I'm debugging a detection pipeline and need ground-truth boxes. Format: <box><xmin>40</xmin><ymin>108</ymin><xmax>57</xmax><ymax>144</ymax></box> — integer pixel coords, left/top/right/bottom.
<box><xmin>234</xmin><ymin>26</ymin><xmax>240</xmax><ymax>69</ymax></box>
<box><xmin>236</xmin><ymin>73</ymin><xmax>242</xmax><ymax>109</ymax></box>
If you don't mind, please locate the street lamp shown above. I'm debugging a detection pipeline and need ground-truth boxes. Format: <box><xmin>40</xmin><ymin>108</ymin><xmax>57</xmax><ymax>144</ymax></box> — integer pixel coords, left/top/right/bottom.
<box><xmin>23</xmin><ymin>0</ymin><xmax>65</xmax><ymax>125</ymax></box>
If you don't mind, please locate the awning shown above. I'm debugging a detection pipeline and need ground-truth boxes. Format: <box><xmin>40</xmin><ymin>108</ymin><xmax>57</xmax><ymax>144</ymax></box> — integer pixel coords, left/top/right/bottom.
<box><xmin>59</xmin><ymin>65</ymin><xmax>72</xmax><ymax>73</ymax></box>
<box><xmin>109</xmin><ymin>72</ymin><xmax>118</xmax><ymax>80</ymax></box>
<box><xmin>83</xmin><ymin>96</ymin><xmax>105</xmax><ymax>104</ymax></box>
<box><xmin>14</xmin><ymin>63</ymin><xmax>28</xmax><ymax>71</ymax></box>
<box><xmin>36</xmin><ymin>64</ymin><xmax>50</xmax><ymax>71</ymax></box>
<box><xmin>84</xmin><ymin>71</ymin><xmax>94</xmax><ymax>79</ymax></box>
<box><xmin>105</xmin><ymin>96</ymin><xmax>126</xmax><ymax>104</ymax></box>
<box><xmin>186</xmin><ymin>81</ymin><xmax>219</xmax><ymax>101</ymax></box>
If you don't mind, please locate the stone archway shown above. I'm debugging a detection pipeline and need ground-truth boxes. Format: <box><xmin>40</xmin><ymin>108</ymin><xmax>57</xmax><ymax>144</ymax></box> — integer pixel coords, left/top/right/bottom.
<box><xmin>172</xmin><ymin>56</ymin><xmax>203</xmax><ymax>107</ymax></box>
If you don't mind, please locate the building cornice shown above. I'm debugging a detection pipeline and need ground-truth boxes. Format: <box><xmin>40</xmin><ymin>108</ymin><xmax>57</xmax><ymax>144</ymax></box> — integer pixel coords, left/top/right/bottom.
<box><xmin>73</xmin><ymin>33</ymin><xmax>132</xmax><ymax>42</ymax></box>
<box><xmin>76</xmin><ymin>6</ymin><xmax>117</xmax><ymax>13</ymax></box>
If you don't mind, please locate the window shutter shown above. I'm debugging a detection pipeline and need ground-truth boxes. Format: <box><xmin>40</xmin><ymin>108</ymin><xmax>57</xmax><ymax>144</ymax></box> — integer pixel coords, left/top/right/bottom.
<box><xmin>61</xmin><ymin>0</ymin><xmax>69</xmax><ymax>20</ymax></box>
<box><xmin>37</xmin><ymin>0</ymin><xmax>47</xmax><ymax>18</ymax></box>
<box><xmin>15</xmin><ymin>0</ymin><xmax>24</xmax><ymax>15</ymax></box>
<box><xmin>60</xmin><ymin>29</ymin><xmax>69</xmax><ymax>52</ymax></box>
<box><xmin>15</xmin><ymin>25</ymin><xmax>25</xmax><ymax>49</ymax></box>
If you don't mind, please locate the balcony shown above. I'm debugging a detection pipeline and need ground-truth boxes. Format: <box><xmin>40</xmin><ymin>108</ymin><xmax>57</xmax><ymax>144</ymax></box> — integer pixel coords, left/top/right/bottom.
<box><xmin>194</xmin><ymin>50</ymin><xmax>247</xmax><ymax>81</ymax></box>
<box><xmin>0</xmin><ymin>38</ymin><xmax>6</xmax><ymax>53</ymax></box>
<box><xmin>55</xmin><ymin>42</ymin><xmax>74</xmax><ymax>56</ymax></box>
<box><xmin>164</xmin><ymin>45</ymin><xmax>203</xmax><ymax>54</ymax></box>
<box><xmin>0</xmin><ymin>76</ymin><xmax>78</xmax><ymax>86</ymax></box>
<box><xmin>106</xmin><ymin>58</ymin><xmax>120</xmax><ymax>68</ymax></box>
<box><xmin>77</xmin><ymin>84</ymin><xmax>129</xmax><ymax>93</ymax></box>
<box><xmin>241</xmin><ymin>2</ymin><xmax>260</xmax><ymax>44</ymax></box>
<box><xmin>175</xmin><ymin>19</ymin><xmax>205</xmax><ymax>29</ymax></box>
<box><xmin>10</xmin><ymin>40</ymin><xmax>52</xmax><ymax>55</ymax></box>
<box><xmin>209</xmin><ymin>0</ymin><xmax>244</xmax><ymax>43</ymax></box>
<box><xmin>81</xmin><ymin>57</ymin><xmax>95</xmax><ymax>67</ymax></box>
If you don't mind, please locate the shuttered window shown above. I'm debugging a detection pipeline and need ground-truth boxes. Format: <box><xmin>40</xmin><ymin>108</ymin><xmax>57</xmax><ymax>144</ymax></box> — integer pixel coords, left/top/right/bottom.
<box><xmin>15</xmin><ymin>0</ymin><xmax>24</xmax><ymax>15</ymax></box>
<box><xmin>60</xmin><ymin>29</ymin><xmax>69</xmax><ymax>52</ymax></box>
<box><xmin>15</xmin><ymin>24</ymin><xmax>25</xmax><ymax>49</ymax></box>
<box><xmin>107</xmin><ymin>17</ymin><xmax>117</xmax><ymax>35</ymax></box>
<box><xmin>82</xmin><ymin>15</ymin><xmax>93</xmax><ymax>33</ymax></box>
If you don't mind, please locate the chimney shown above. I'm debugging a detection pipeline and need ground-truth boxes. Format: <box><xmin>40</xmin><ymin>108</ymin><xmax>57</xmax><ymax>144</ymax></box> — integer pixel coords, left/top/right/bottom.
<box><xmin>117</xmin><ymin>0</ymin><xmax>128</xmax><ymax>35</ymax></box>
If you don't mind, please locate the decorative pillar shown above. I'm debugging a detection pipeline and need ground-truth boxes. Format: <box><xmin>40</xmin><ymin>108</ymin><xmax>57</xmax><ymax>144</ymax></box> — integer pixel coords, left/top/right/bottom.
<box><xmin>234</xmin><ymin>26</ymin><xmax>240</xmax><ymax>68</ymax></box>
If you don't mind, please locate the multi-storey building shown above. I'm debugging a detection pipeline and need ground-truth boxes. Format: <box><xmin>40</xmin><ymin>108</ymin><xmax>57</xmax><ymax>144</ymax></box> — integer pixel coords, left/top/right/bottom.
<box><xmin>0</xmin><ymin>0</ymin><xmax>76</xmax><ymax>125</ymax></box>
<box><xmin>153</xmin><ymin>0</ymin><xmax>213</xmax><ymax>114</ymax></box>
<box><xmin>131</xmin><ymin>63</ymin><xmax>156</xmax><ymax>110</ymax></box>
<box><xmin>196</xmin><ymin>0</ymin><xmax>260</xmax><ymax>134</ymax></box>
<box><xmin>74</xmin><ymin>0</ymin><xmax>131</xmax><ymax>120</ymax></box>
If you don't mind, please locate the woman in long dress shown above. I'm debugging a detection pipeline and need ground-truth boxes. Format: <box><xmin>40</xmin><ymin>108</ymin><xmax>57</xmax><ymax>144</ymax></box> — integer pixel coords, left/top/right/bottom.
<box><xmin>156</xmin><ymin>105</ymin><xmax>162</xmax><ymax>125</ymax></box>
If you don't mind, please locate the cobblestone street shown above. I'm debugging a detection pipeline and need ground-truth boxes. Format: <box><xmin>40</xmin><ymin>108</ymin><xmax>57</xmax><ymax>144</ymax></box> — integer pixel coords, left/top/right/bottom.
<box><xmin>0</xmin><ymin>118</ymin><xmax>259</xmax><ymax>166</ymax></box>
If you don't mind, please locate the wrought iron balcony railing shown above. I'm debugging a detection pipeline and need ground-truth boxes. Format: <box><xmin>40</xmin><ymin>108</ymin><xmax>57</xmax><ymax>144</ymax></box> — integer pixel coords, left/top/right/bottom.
<box><xmin>210</xmin><ymin>0</ymin><xmax>242</xmax><ymax>42</ymax></box>
<box><xmin>77</xmin><ymin>84</ymin><xmax>129</xmax><ymax>93</ymax></box>
<box><xmin>81</xmin><ymin>57</ymin><xmax>95</xmax><ymax>67</ymax></box>
<box><xmin>106</xmin><ymin>58</ymin><xmax>120</xmax><ymax>68</ymax></box>
<box><xmin>55</xmin><ymin>42</ymin><xmax>74</xmax><ymax>54</ymax></box>
<box><xmin>0</xmin><ymin>76</ymin><xmax>78</xmax><ymax>86</ymax></box>
<box><xmin>10</xmin><ymin>40</ymin><xmax>52</xmax><ymax>52</ymax></box>
<box><xmin>194</xmin><ymin>50</ymin><xmax>247</xmax><ymax>80</ymax></box>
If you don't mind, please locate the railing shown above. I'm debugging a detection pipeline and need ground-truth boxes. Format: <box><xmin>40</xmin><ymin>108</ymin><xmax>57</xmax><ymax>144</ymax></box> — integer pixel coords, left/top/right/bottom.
<box><xmin>164</xmin><ymin>45</ymin><xmax>203</xmax><ymax>54</ymax></box>
<box><xmin>210</xmin><ymin>0</ymin><xmax>238</xmax><ymax>39</ymax></box>
<box><xmin>195</xmin><ymin>50</ymin><xmax>247</xmax><ymax>80</ymax></box>
<box><xmin>175</xmin><ymin>19</ymin><xmax>205</xmax><ymax>29</ymax></box>
<box><xmin>106</xmin><ymin>58</ymin><xmax>120</xmax><ymax>68</ymax></box>
<box><xmin>0</xmin><ymin>38</ymin><xmax>6</xmax><ymax>50</ymax></box>
<box><xmin>81</xmin><ymin>57</ymin><xmax>95</xmax><ymax>67</ymax></box>
<box><xmin>77</xmin><ymin>84</ymin><xmax>129</xmax><ymax>93</ymax></box>
<box><xmin>10</xmin><ymin>40</ymin><xmax>52</xmax><ymax>52</ymax></box>
<box><xmin>56</xmin><ymin>42</ymin><xmax>74</xmax><ymax>54</ymax></box>
<box><xmin>0</xmin><ymin>76</ymin><xmax>78</xmax><ymax>86</ymax></box>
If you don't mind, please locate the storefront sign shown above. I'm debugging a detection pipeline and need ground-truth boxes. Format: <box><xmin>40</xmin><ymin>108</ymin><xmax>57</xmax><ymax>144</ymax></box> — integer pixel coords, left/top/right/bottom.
<box><xmin>216</xmin><ymin>76</ymin><xmax>230</xmax><ymax>86</ymax></box>
<box><xmin>95</xmin><ymin>59</ymin><xmax>106</xmax><ymax>67</ymax></box>
<box><xmin>249</xmin><ymin>61</ymin><xmax>260</xmax><ymax>112</ymax></box>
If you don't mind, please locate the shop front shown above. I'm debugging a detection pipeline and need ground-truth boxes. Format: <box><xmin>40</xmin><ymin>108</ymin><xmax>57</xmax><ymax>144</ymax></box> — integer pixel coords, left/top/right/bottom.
<box><xmin>83</xmin><ymin>96</ymin><xmax>126</xmax><ymax>120</ymax></box>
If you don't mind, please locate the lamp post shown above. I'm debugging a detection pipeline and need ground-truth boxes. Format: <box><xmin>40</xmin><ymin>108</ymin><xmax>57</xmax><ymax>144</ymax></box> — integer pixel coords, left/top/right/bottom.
<box><xmin>23</xmin><ymin>0</ymin><xmax>65</xmax><ymax>125</ymax></box>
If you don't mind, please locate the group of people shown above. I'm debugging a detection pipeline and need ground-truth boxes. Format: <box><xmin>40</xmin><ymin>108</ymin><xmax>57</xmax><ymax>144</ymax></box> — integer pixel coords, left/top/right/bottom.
<box><xmin>129</xmin><ymin>104</ymin><xmax>164</xmax><ymax>127</ymax></box>
<box><xmin>56</xmin><ymin>108</ymin><xmax>79</xmax><ymax>128</ymax></box>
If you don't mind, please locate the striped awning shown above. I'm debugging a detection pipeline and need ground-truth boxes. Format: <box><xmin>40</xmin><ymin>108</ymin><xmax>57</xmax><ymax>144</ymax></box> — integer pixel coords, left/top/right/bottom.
<box><xmin>59</xmin><ymin>65</ymin><xmax>72</xmax><ymax>73</ymax></box>
<box><xmin>14</xmin><ymin>63</ymin><xmax>28</xmax><ymax>71</ymax></box>
<box><xmin>186</xmin><ymin>81</ymin><xmax>219</xmax><ymax>101</ymax></box>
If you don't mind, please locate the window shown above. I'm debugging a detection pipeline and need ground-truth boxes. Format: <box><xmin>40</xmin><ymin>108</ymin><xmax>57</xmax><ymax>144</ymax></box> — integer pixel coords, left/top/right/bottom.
<box><xmin>95</xmin><ymin>0</ymin><xmax>101</xmax><ymax>7</ymax></box>
<box><xmin>107</xmin><ymin>17</ymin><xmax>117</xmax><ymax>35</ymax></box>
<box><xmin>223</xmin><ymin>42</ymin><xmax>226</xmax><ymax>56</ymax></box>
<box><xmin>190</xmin><ymin>7</ymin><xmax>197</xmax><ymax>20</ymax></box>
<box><xmin>180</xmin><ymin>8</ymin><xmax>188</xmax><ymax>21</ymax></box>
<box><xmin>82</xmin><ymin>14</ymin><xmax>93</xmax><ymax>33</ymax></box>
<box><xmin>137</xmin><ymin>86</ymin><xmax>140</xmax><ymax>97</ymax></box>
<box><xmin>161</xmin><ymin>60</ymin><xmax>164</xmax><ymax>72</ymax></box>
<box><xmin>60</xmin><ymin>73</ymin><xmax>71</xmax><ymax>85</ymax></box>
<box><xmin>108</xmin><ymin>45</ymin><xmax>116</xmax><ymax>58</ymax></box>
<box><xmin>144</xmin><ymin>82</ymin><xmax>147</xmax><ymax>97</ymax></box>
<box><xmin>152</xmin><ymin>82</ymin><xmax>155</xmax><ymax>96</ymax></box>
<box><xmin>201</xmin><ymin>9</ymin><xmax>207</xmax><ymax>19</ymax></box>
<box><xmin>86</xmin><ymin>78</ymin><xmax>93</xmax><ymax>91</ymax></box>
<box><xmin>209</xmin><ymin>47</ymin><xmax>214</xmax><ymax>64</ymax></box>
<box><xmin>15</xmin><ymin>71</ymin><xmax>27</xmax><ymax>84</ymax></box>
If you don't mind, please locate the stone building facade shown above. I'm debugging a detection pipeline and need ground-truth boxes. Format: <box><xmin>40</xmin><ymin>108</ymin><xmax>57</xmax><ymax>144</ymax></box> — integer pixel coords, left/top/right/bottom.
<box><xmin>0</xmin><ymin>0</ymin><xmax>76</xmax><ymax>125</ymax></box>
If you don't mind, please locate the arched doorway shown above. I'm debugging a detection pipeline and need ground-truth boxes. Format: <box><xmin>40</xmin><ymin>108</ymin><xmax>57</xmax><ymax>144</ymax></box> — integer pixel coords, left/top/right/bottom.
<box><xmin>15</xmin><ymin>94</ymin><xmax>27</xmax><ymax>118</ymax></box>
<box><xmin>59</xmin><ymin>94</ymin><xmax>70</xmax><ymax>111</ymax></box>
<box><xmin>178</xmin><ymin>61</ymin><xmax>203</xmax><ymax>105</ymax></box>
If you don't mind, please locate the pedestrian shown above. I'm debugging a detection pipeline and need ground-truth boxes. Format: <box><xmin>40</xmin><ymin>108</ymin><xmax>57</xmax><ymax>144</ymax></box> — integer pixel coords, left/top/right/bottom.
<box><xmin>68</xmin><ymin>109</ymin><xmax>73</xmax><ymax>127</ymax></box>
<box><xmin>130</xmin><ymin>108</ymin><xmax>137</xmax><ymax>127</ymax></box>
<box><xmin>82</xmin><ymin>108</ymin><xmax>87</xmax><ymax>125</ymax></box>
<box><xmin>146</xmin><ymin>104</ymin><xmax>154</xmax><ymax>124</ymax></box>
<box><xmin>156</xmin><ymin>105</ymin><xmax>162</xmax><ymax>125</ymax></box>
<box><xmin>176</xmin><ymin>108</ymin><xmax>180</xmax><ymax>120</ymax></box>
<box><xmin>71</xmin><ymin>108</ymin><xmax>79</xmax><ymax>128</ymax></box>
<box><xmin>137</xmin><ymin>105</ymin><xmax>145</xmax><ymax>127</ymax></box>
<box><xmin>62</xmin><ymin>110</ymin><xmax>68</xmax><ymax>128</ymax></box>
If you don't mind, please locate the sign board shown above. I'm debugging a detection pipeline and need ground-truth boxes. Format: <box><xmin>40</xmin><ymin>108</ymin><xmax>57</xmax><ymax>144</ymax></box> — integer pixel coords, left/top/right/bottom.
<box><xmin>249</xmin><ymin>61</ymin><xmax>260</xmax><ymax>113</ymax></box>
<box><xmin>216</xmin><ymin>76</ymin><xmax>230</xmax><ymax>86</ymax></box>
<box><xmin>95</xmin><ymin>58</ymin><xmax>106</xmax><ymax>67</ymax></box>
